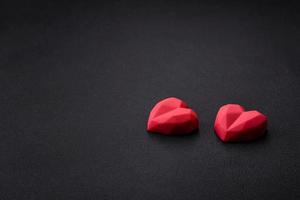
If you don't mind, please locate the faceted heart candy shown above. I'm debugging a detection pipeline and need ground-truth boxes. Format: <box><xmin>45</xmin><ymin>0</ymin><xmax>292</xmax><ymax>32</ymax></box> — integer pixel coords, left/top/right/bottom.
<box><xmin>147</xmin><ymin>97</ymin><xmax>199</xmax><ymax>135</ymax></box>
<box><xmin>214</xmin><ymin>104</ymin><xmax>267</xmax><ymax>142</ymax></box>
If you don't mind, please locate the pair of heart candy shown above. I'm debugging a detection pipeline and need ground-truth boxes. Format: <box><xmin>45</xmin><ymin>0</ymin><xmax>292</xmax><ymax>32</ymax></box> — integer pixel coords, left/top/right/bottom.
<box><xmin>147</xmin><ymin>97</ymin><xmax>268</xmax><ymax>142</ymax></box>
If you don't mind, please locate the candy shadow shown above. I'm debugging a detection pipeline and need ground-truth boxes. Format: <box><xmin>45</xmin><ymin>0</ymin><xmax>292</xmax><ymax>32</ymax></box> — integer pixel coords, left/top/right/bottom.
<box><xmin>147</xmin><ymin>129</ymin><xmax>200</xmax><ymax>145</ymax></box>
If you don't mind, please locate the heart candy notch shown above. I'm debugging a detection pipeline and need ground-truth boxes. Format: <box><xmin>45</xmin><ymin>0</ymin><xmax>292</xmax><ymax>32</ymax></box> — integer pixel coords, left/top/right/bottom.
<box><xmin>214</xmin><ymin>104</ymin><xmax>268</xmax><ymax>142</ymax></box>
<box><xmin>147</xmin><ymin>97</ymin><xmax>199</xmax><ymax>135</ymax></box>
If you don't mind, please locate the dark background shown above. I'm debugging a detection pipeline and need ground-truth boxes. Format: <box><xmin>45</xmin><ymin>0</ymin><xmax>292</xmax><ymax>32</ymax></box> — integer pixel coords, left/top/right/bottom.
<box><xmin>0</xmin><ymin>1</ymin><xmax>299</xmax><ymax>199</ymax></box>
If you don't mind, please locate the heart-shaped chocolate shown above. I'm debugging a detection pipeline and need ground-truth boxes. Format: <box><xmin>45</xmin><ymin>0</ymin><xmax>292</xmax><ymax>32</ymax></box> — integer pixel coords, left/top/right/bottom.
<box><xmin>147</xmin><ymin>97</ymin><xmax>199</xmax><ymax>135</ymax></box>
<box><xmin>214</xmin><ymin>104</ymin><xmax>267</xmax><ymax>142</ymax></box>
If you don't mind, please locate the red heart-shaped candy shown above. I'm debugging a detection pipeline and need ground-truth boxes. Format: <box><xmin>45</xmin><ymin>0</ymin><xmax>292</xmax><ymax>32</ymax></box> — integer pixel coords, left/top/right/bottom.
<box><xmin>147</xmin><ymin>97</ymin><xmax>199</xmax><ymax>135</ymax></box>
<box><xmin>214</xmin><ymin>104</ymin><xmax>268</xmax><ymax>142</ymax></box>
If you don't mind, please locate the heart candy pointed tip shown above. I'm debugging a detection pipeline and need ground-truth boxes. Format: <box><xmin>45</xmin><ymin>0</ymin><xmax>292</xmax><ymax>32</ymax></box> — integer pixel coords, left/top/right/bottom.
<box><xmin>147</xmin><ymin>97</ymin><xmax>199</xmax><ymax>135</ymax></box>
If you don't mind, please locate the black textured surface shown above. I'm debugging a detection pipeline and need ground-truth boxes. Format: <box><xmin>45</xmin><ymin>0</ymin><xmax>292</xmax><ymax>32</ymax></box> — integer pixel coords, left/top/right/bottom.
<box><xmin>0</xmin><ymin>1</ymin><xmax>299</xmax><ymax>199</ymax></box>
